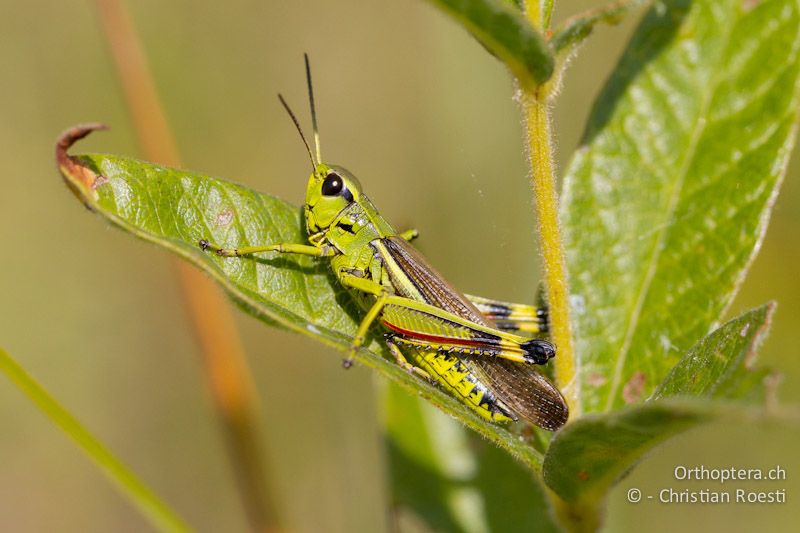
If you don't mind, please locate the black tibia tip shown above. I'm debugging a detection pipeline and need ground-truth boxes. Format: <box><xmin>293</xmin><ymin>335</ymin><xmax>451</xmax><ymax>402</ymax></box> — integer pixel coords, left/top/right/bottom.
<box><xmin>199</xmin><ymin>239</ymin><xmax>211</xmax><ymax>250</ymax></box>
<box><xmin>342</xmin><ymin>358</ymin><xmax>354</xmax><ymax>369</ymax></box>
<box><xmin>522</xmin><ymin>339</ymin><xmax>556</xmax><ymax>365</ymax></box>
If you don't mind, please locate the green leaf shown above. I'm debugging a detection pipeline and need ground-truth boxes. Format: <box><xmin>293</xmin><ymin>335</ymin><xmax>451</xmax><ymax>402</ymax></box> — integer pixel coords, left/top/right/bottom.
<box><xmin>654</xmin><ymin>303</ymin><xmax>776</xmax><ymax>401</ymax></box>
<box><xmin>423</xmin><ymin>0</ymin><xmax>554</xmax><ymax>87</ymax></box>
<box><xmin>549</xmin><ymin>0</ymin><xmax>645</xmax><ymax>55</ymax></box>
<box><xmin>383</xmin><ymin>383</ymin><xmax>561</xmax><ymax>533</ymax></box>
<box><xmin>56</xmin><ymin>125</ymin><xmax>543</xmax><ymax>473</ymax></box>
<box><xmin>543</xmin><ymin>399</ymin><xmax>714</xmax><ymax>505</ymax></box>
<box><xmin>713</xmin><ymin>364</ymin><xmax>777</xmax><ymax>404</ymax></box>
<box><xmin>541</xmin><ymin>306</ymin><xmax>784</xmax><ymax>522</ymax></box>
<box><xmin>542</xmin><ymin>398</ymin><xmax>799</xmax><ymax>513</ymax></box>
<box><xmin>560</xmin><ymin>0</ymin><xmax>800</xmax><ymax>413</ymax></box>
<box><xmin>0</xmin><ymin>347</ymin><xmax>190</xmax><ymax>533</ymax></box>
<box><xmin>542</xmin><ymin>1</ymin><xmax>554</xmax><ymax>29</ymax></box>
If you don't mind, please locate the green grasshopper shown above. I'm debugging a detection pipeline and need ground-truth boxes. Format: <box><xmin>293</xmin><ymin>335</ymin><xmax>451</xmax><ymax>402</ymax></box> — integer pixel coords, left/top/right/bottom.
<box><xmin>200</xmin><ymin>57</ymin><xmax>568</xmax><ymax>431</ymax></box>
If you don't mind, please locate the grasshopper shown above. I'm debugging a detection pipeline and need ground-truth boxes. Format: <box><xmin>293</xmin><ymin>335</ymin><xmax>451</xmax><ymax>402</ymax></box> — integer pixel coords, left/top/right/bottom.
<box><xmin>200</xmin><ymin>57</ymin><xmax>568</xmax><ymax>431</ymax></box>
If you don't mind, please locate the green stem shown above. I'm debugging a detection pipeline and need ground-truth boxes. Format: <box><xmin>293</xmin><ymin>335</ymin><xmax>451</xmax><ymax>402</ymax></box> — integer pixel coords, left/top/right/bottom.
<box><xmin>0</xmin><ymin>347</ymin><xmax>191</xmax><ymax>532</ymax></box>
<box><xmin>521</xmin><ymin>0</ymin><xmax>578</xmax><ymax>416</ymax></box>
<box><xmin>528</xmin><ymin>1</ymin><xmax>543</xmax><ymax>29</ymax></box>
<box><xmin>527</xmin><ymin>0</ymin><xmax>555</xmax><ymax>31</ymax></box>
<box><xmin>522</xmin><ymin>91</ymin><xmax>578</xmax><ymax>415</ymax></box>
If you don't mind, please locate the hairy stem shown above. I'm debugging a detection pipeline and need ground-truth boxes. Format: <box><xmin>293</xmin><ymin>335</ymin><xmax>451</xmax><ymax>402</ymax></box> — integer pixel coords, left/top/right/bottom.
<box><xmin>522</xmin><ymin>91</ymin><xmax>578</xmax><ymax>414</ymax></box>
<box><xmin>522</xmin><ymin>0</ymin><xmax>578</xmax><ymax>417</ymax></box>
<box><xmin>93</xmin><ymin>1</ymin><xmax>281</xmax><ymax>530</ymax></box>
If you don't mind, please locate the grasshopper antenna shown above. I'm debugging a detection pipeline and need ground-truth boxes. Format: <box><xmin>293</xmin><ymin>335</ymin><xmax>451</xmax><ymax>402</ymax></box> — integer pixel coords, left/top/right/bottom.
<box><xmin>278</xmin><ymin>93</ymin><xmax>316</xmax><ymax>170</ymax></box>
<box><xmin>304</xmin><ymin>53</ymin><xmax>322</xmax><ymax>164</ymax></box>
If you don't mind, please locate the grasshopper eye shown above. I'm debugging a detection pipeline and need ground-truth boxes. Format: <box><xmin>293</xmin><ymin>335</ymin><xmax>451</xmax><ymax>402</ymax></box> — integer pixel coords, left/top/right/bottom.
<box><xmin>322</xmin><ymin>173</ymin><xmax>344</xmax><ymax>196</ymax></box>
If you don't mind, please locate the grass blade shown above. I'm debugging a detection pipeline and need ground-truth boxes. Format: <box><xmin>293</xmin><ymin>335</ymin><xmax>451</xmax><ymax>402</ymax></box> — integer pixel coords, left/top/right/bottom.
<box><xmin>0</xmin><ymin>347</ymin><xmax>191</xmax><ymax>533</ymax></box>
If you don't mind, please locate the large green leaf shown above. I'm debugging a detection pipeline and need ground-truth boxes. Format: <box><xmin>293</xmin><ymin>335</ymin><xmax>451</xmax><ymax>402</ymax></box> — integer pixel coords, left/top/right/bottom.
<box><xmin>654</xmin><ymin>303</ymin><xmax>776</xmax><ymax>401</ymax></box>
<box><xmin>423</xmin><ymin>0</ymin><xmax>554</xmax><ymax>87</ymax></box>
<box><xmin>56</xmin><ymin>125</ymin><xmax>543</xmax><ymax>472</ymax></box>
<box><xmin>383</xmin><ymin>383</ymin><xmax>561</xmax><ymax>533</ymax></box>
<box><xmin>542</xmin><ymin>399</ymin><xmax>713</xmax><ymax>505</ymax></box>
<box><xmin>544</xmin><ymin>302</ymin><xmax>781</xmax><ymax>509</ymax></box>
<box><xmin>561</xmin><ymin>0</ymin><xmax>800</xmax><ymax>413</ymax></box>
<box><xmin>542</xmin><ymin>397</ymin><xmax>799</xmax><ymax>516</ymax></box>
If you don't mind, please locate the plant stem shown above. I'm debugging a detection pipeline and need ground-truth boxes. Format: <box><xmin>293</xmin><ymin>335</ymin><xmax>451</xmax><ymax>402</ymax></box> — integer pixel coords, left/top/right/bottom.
<box><xmin>521</xmin><ymin>0</ymin><xmax>578</xmax><ymax>416</ymax></box>
<box><xmin>528</xmin><ymin>1</ymin><xmax>543</xmax><ymax>29</ymax></box>
<box><xmin>527</xmin><ymin>1</ymin><xmax>555</xmax><ymax>31</ymax></box>
<box><xmin>0</xmin><ymin>348</ymin><xmax>190</xmax><ymax>533</ymax></box>
<box><xmin>522</xmin><ymin>91</ymin><xmax>578</xmax><ymax>414</ymax></box>
<box><xmin>93</xmin><ymin>1</ymin><xmax>282</xmax><ymax>531</ymax></box>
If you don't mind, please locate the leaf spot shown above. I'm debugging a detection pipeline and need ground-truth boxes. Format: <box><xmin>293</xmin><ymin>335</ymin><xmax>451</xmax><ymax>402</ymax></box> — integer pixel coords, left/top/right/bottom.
<box><xmin>742</xmin><ymin>0</ymin><xmax>762</xmax><ymax>13</ymax></box>
<box><xmin>622</xmin><ymin>371</ymin><xmax>647</xmax><ymax>404</ymax></box>
<box><xmin>577</xmin><ymin>470</ymin><xmax>590</xmax><ymax>481</ymax></box>
<box><xmin>216</xmin><ymin>209</ymin><xmax>234</xmax><ymax>227</ymax></box>
<box><xmin>91</xmin><ymin>174</ymin><xmax>108</xmax><ymax>190</ymax></box>
<box><xmin>586</xmin><ymin>373</ymin><xmax>607</xmax><ymax>387</ymax></box>
<box><xmin>739</xmin><ymin>323</ymin><xmax>751</xmax><ymax>337</ymax></box>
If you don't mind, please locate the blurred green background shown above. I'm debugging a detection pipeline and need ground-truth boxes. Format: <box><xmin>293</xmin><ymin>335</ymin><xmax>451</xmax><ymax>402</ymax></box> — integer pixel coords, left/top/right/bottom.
<box><xmin>1</xmin><ymin>1</ymin><xmax>798</xmax><ymax>531</ymax></box>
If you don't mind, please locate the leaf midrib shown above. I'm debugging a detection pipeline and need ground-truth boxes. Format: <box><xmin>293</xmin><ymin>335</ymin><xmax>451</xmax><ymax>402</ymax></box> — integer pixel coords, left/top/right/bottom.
<box><xmin>603</xmin><ymin>8</ymin><xmax>738</xmax><ymax>411</ymax></box>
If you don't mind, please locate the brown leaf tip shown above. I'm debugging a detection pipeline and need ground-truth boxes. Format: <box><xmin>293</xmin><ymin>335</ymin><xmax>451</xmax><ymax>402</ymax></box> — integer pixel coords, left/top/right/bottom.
<box><xmin>55</xmin><ymin>123</ymin><xmax>109</xmax><ymax>198</ymax></box>
<box><xmin>55</xmin><ymin>123</ymin><xmax>109</xmax><ymax>168</ymax></box>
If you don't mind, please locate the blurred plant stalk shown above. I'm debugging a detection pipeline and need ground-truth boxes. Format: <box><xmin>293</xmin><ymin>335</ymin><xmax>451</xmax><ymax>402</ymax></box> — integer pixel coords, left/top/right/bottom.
<box><xmin>93</xmin><ymin>1</ymin><xmax>282</xmax><ymax>531</ymax></box>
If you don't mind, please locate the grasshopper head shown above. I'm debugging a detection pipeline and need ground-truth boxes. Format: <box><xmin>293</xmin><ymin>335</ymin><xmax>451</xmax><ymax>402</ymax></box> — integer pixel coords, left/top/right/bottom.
<box><xmin>304</xmin><ymin>163</ymin><xmax>363</xmax><ymax>234</ymax></box>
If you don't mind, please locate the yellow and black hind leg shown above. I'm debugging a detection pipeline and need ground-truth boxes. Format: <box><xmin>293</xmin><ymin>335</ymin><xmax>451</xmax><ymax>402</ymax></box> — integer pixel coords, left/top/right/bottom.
<box><xmin>392</xmin><ymin>340</ymin><xmax>517</xmax><ymax>423</ymax></box>
<box><xmin>465</xmin><ymin>294</ymin><xmax>549</xmax><ymax>335</ymax></box>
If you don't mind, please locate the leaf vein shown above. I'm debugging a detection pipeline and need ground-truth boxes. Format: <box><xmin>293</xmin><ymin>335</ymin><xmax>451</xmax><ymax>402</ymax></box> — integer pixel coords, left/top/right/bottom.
<box><xmin>604</xmin><ymin>15</ymin><xmax>740</xmax><ymax>411</ymax></box>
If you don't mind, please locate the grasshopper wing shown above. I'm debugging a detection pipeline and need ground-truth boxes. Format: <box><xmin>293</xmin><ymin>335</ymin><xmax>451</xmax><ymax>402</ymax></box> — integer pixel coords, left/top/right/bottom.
<box><xmin>378</xmin><ymin>236</ymin><xmax>568</xmax><ymax>430</ymax></box>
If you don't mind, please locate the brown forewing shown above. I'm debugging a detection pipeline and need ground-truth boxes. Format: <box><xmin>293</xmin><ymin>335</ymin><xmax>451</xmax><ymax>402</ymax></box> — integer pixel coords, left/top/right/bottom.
<box><xmin>380</xmin><ymin>236</ymin><xmax>568</xmax><ymax>430</ymax></box>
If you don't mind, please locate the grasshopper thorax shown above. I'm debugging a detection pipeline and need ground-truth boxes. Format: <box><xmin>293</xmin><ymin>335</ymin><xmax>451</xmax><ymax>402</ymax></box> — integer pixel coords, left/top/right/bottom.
<box><xmin>304</xmin><ymin>163</ymin><xmax>364</xmax><ymax>234</ymax></box>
